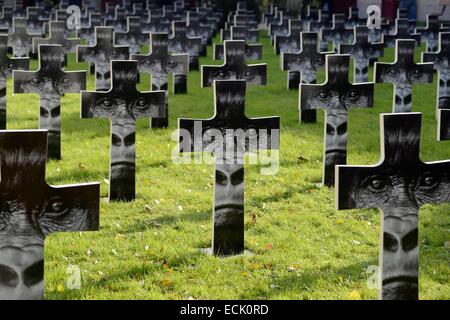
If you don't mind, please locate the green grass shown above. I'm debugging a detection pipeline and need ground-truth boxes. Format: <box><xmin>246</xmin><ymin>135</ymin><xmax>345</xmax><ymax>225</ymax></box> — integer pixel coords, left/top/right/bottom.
<box><xmin>5</xmin><ymin>30</ymin><xmax>449</xmax><ymax>300</ymax></box>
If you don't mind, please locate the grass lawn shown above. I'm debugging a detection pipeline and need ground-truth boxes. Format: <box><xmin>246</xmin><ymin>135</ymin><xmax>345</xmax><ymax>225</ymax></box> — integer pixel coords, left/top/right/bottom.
<box><xmin>5</xmin><ymin>29</ymin><xmax>449</xmax><ymax>300</ymax></box>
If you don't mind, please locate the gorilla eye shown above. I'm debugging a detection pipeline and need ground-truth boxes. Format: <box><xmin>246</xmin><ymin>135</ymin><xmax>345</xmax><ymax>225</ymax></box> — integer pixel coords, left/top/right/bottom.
<box><xmin>46</xmin><ymin>197</ymin><xmax>69</xmax><ymax>217</ymax></box>
<box><xmin>7</xmin><ymin>63</ymin><xmax>14</xmax><ymax>69</ymax></box>
<box><xmin>215</xmin><ymin>170</ymin><xmax>227</xmax><ymax>185</ymax></box>
<box><xmin>124</xmin><ymin>133</ymin><xmax>135</xmax><ymax>147</ymax></box>
<box><xmin>231</xmin><ymin>168</ymin><xmax>244</xmax><ymax>185</ymax></box>
<box><xmin>366</xmin><ymin>175</ymin><xmax>388</xmax><ymax>191</ymax></box>
<box><xmin>420</xmin><ymin>172</ymin><xmax>439</xmax><ymax>188</ymax></box>
<box><xmin>244</xmin><ymin>70</ymin><xmax>254</xmax><ymax>79</ymax></box>
<box><xmin>346</xmin><ymin>89</ymin><xmax>360</xmax><ymax>101</ymax></box>
<box><xmin>216</xmin><ymin>71</ymin><xmax>228</xmax><ymax>79</ymax></box>
<box><xmin>316</xmin><ymin>90</ymin><xmax>330</xmax><ymax>101</ymax></box>
<box><xmin>61</xmin><ymin>77</ymin><xmax>70</xmax><ymax>85</ymax></box>
<box><xmin>168</xmin><ymin>60</ymin><xmax>178</xmax><ymax>68</ymax></box>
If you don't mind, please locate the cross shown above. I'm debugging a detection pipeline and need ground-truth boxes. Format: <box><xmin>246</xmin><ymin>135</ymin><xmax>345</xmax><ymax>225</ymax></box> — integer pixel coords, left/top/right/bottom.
<box><xmin>105</xmin><ymin>6</ymin><xmax>127</xmax><ymax>32</ymax></box>
<box><xmin>178</xmin><ymin>80</ymin><xmax>280</xmax><ymax>255</ymax></box>
<box><xmin>8</xmin><ymin>17</ymin><xmax>40</xmax><ymax>57</ymax></box>
<box><xmin>0</xmin><ymin>6</ymin><xmax>12</xmax><ymax>31</ymax></box>
<box><xmin>299</xmin><ymin>54</ymin><xmax>374</xmax><ymax>186</ymax></box>
<box><xmin>77</xmin><ymin>26</ymin><xmax>130</xmax><ymax>91</ymax></box>
<box><xmin>345</xmin><ymin>7</ymin><xmax>361</xmax><ymax>28</ymax></box>
<box><xmin>33</xmin><ymin>21</ymin><xmax>80</xmax><ymax>66</ymax></box>
<box><xmin>214</xmin><ymin>26</ymin><xmax>262</xmax><ymax>61</ymax></box>
<box><xmin>25</xmin><ymin>6</ymin><xmax>44</xmax><ymax>34</ymax></box>
<box><xmin>269</xmin><ymin>14</ymin><xmax>289</xmax><ymax>45</ymax></box>
<box><xmin>0</xmin><ymin>35</ymin><xmax>28</xmax><ymax>129</ymax></box>
<box><xmin>187</xmin><ymin>12</ymin><xmax>211</xmax><ymax>54</ymax></box>
<box><xmin>221</xmin><ymin>25</ymin><xmax>259</xmax><ymax>43</ymax></box>
<box><xmin>282</xmin><ymin>32</ymin><xmax>330</xmax><ymax>124</ymax></box>
<box><xmin>416</xmin><ymin>14</ymin><xmax>448</xmax><ymax>53</ymax></box>
<box><xmin>439</xmin><ymin>109</ymin><xmax>450</xmax><ymax>140</ymax></box>
<box><xmin>81</xmin><ymin>60</ymin><xmax>166</xmax><ymax>202</ymax></box>
<box><xmin>143</xmin><ymin>10</ymin><xmax>171</xmax><ymax>33</ymax></box>
<box><xmin>375</xmin><ymin>39</ymin><xmax>433</xmax><ymax>113</ymax></box>
<box><xmin>422</xmin><ymin>32</ymin><xmax>450</xmax><ymax>116</ymax></box>
<box><xmin>336</xmin><ymin>112</ymin><xmax>450</xmax><ymax>300</ymax></box>
<box><xmin>115</xmin><ymin>16</ymin><xmax>149</xmax><ymax>55</ymax></box>
<box><xmin>340</xmin><ymin>26</ymin><xmax>385</xmax><ymax>83</ymax></box>
<box><xmin>384</xmin><ymin>18</ymin><xmax>420</xmax><ymax>48</ymax></box>
<box><xmin>131</xmin><ymin>33</ymin><xmax>188</xmax><ymax>129</ymax></box>
<box><xmin>322</xmin><ymin>13</ymin><xmax>354</xmax><ymax>52</ymax></box>
<box><xmin>274</xmin><ymin>19</ymin><xmax>303</xmax><ymax>54</ymax></box>
<box><xmin>168</xmin><ymin>20</ymin><xmax>202</xmax><ymax>71</ymax></box>
<box><xmin>202</xmin><ymin>40</ymin><xmax>267</xmax><ymax>87</ymax></box>
<box><xmin>0</xmin><ymin>130</ymin><xmax>99</xmax><ymax>300</ymax></box>
<box><xmin>308</xmin><ymin>10</ymin><xmax>332</xmax><ymax>52</ymax></box>
<box><xmin>13</xmin><ymin>44</ymin><xmax>86</xmax><ymax>160</ymax></box>
<box><xmin>77</xmin><ymin>13</ymin><xmax>102</xmax><ymax>46</ymax></box>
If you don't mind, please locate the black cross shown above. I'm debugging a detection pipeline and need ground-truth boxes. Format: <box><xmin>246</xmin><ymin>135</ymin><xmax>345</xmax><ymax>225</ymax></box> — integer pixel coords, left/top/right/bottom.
<box><xmin>274</xmin><ymin>19</ymin><xmax>303</xmax><ymax>54</ymax></box>
<box><xmin>0</xmin><ymin>130</ymin><xmax>99</xmax><ymax>300</ymax></box>
<box><xmin>340</xmin><ymin>26</ymin><xmax>385</xmax><ymax>83</ymax></box>
<box><xmin>375</xmin><ymin>39</ymin><xmax>433</xmax><ymax>113</ymax></box>
<box><xmin>336</xmin><ymin>112</ymin><xmax>450</xmax><ymax>300</ymax></box>
<box><xmin>131</xmin><ymin>32</ymin><xmax>188</xmax><ymax>129</ymax></box>
<box><xmin>233</xmin><ymin>14</ymin><xmax>258</xmax><ymax>30</ymax></box>
<box><xmin>0</xmin><ymin>35</ymin><xmax>28</xmax><ymax>129</ymax></box>
<box><xmin>384</xmin><ymin>18</ymin><xmax>420</xmax><ymax>48</ymax></box>
<box><xmin>178</xmin><ymin>80</ymin><xmax>279</xmax><ymax>255</ymax></box>
<box><xmin>422</xmin><ymin>32</ymin><xmax>450</xmax><ymax>115</ymax></box>
<box><xmin>77</xmin><ymin>26</ymin><xmax>130</xmax><ymax>91</ymax></box>
<box><xmin>322</xmin><ymin>14</ymin><xmax>354</xmax><ymax>52</ymax></box>
<box><xmin>202</xmin><ymin>40</ymin><xmax>267</xmax><ymax>87</ymax></box>
<box><xmin>439</xmin><ymin>109</ymin><xmax>450</xmax><ymax>140</ymax></box>
<box><xmin>81</xmin><ymin>60</ymin><xmax>166</xmax><ymax>202</ymax></box>
<box><xmin>416</xmin><ymin>14</ymin><xmax>448</xmax><ymax>52</ymax></box>
<box><xmin>168</xmin><ymin>20</ymin><xmax>202</xmax><ymax>70</ymax></box>
<box><xmin>115</xmin><ymin>16</ymin><xmax>149</xmax><ymax>55</ymax></box>
<box><xmin>300</xmin><ymin>54</ymin><xmax>374</xmax><ymax>186</ymax></box>
<box><xmin>33</xmin><ymin>21</ymin><xmax>80</xmax><ymax>66</ymax></box>
<box><xmin>221</xmin><ymin>25</ymin><xmax>259</xmax><ymax>43</ymax></box>
<box><xmin>308</xmin><ymin>10</ymin><xmax>332</xmax><ymax>52</ymax></box>
<box><xmin>214</xmin><ymin>26</ymin><xmax>262</xmax><ymax>61</ymax></box>
<box><xmin>282</xmin><ymin>32</ymin><xmax>330</xmax><ymax>123</ymax></box>
<box><xmin>8</xmin><ymin>17</ymin><xmax>40</xmax><ymax>57</ymax></box>
<box><xmin>13</xmin><ymin>44</ymin><xmax>86</xmax><ymax>160</ymax></box>
<box><xmin>345</xmin><ymin>7</ymin><xmax>361</xmax><ymax>28</ymax></box>
<box><xmin>269</xmin><ymin>13</ymin><xmax>289</xmax><ymax>45</ymax></box>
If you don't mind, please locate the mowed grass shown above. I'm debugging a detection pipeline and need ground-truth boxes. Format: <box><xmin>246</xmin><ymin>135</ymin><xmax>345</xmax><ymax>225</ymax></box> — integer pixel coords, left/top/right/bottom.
<box><xmin>5</xmin><ymin>30</ymin><xmax>449</xmax><ymax>300</ymax></box>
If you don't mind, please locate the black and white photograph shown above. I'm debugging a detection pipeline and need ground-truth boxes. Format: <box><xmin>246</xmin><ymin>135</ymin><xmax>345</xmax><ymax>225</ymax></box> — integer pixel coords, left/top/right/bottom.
<box><xmin>0</xmin><ymin>130</ymin><xmax>99</xmax><ymax>300</ymax></box>
<box><xmin>214</xmin><ymin>42</ymin><xmax>262</xmax><ymax>61</ymax></box>
<box><xmin>221</xmin><ymin>25</ymin><xmax>259</xmax><ymax>43</ymax></box>
<box><xmin>383</xmin><ymin>18</ymin><xmax>421</xmax><ymax>48</ymax></box>
<box><xmin>300</xmin><ymin>54</ymin><xmax>374</xmax><ymax>186</ymax></box>
<box><xmin>13</xmin><ymin>44</ymin><xmax>85</xmax><ymax>160</ymax></box>
<box><xmin>336</xmin><ymin>113</ymin><xmax>450</xmax><ymax>300</ymax></box>
<box><xmin>321</xmin><ymin>13</ymin><xmax>354</xmax><ymax>52</ymax></box>
<box><xmin>376</xmin><ymin>39</ymin><xmax>433</xmax><ymax>113</ymax></box>
<box><xmin>114</xmin><ymin>16</ymin><xmax>149</xmax><ymax>55</ymax></box>
<box><xmin>202</xmin><ymin>40</ymin><xmax>266</xmax><ymax>87</ymax></box>
<box><xmin>274</xmin><ymin>19</ymin><xmax>303</xmax><ymax>55</ymax></box>
<box><xmin>81</xmin><ymin>60</ymin><xmax>165</xmax><ymax>202</ymax></box>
